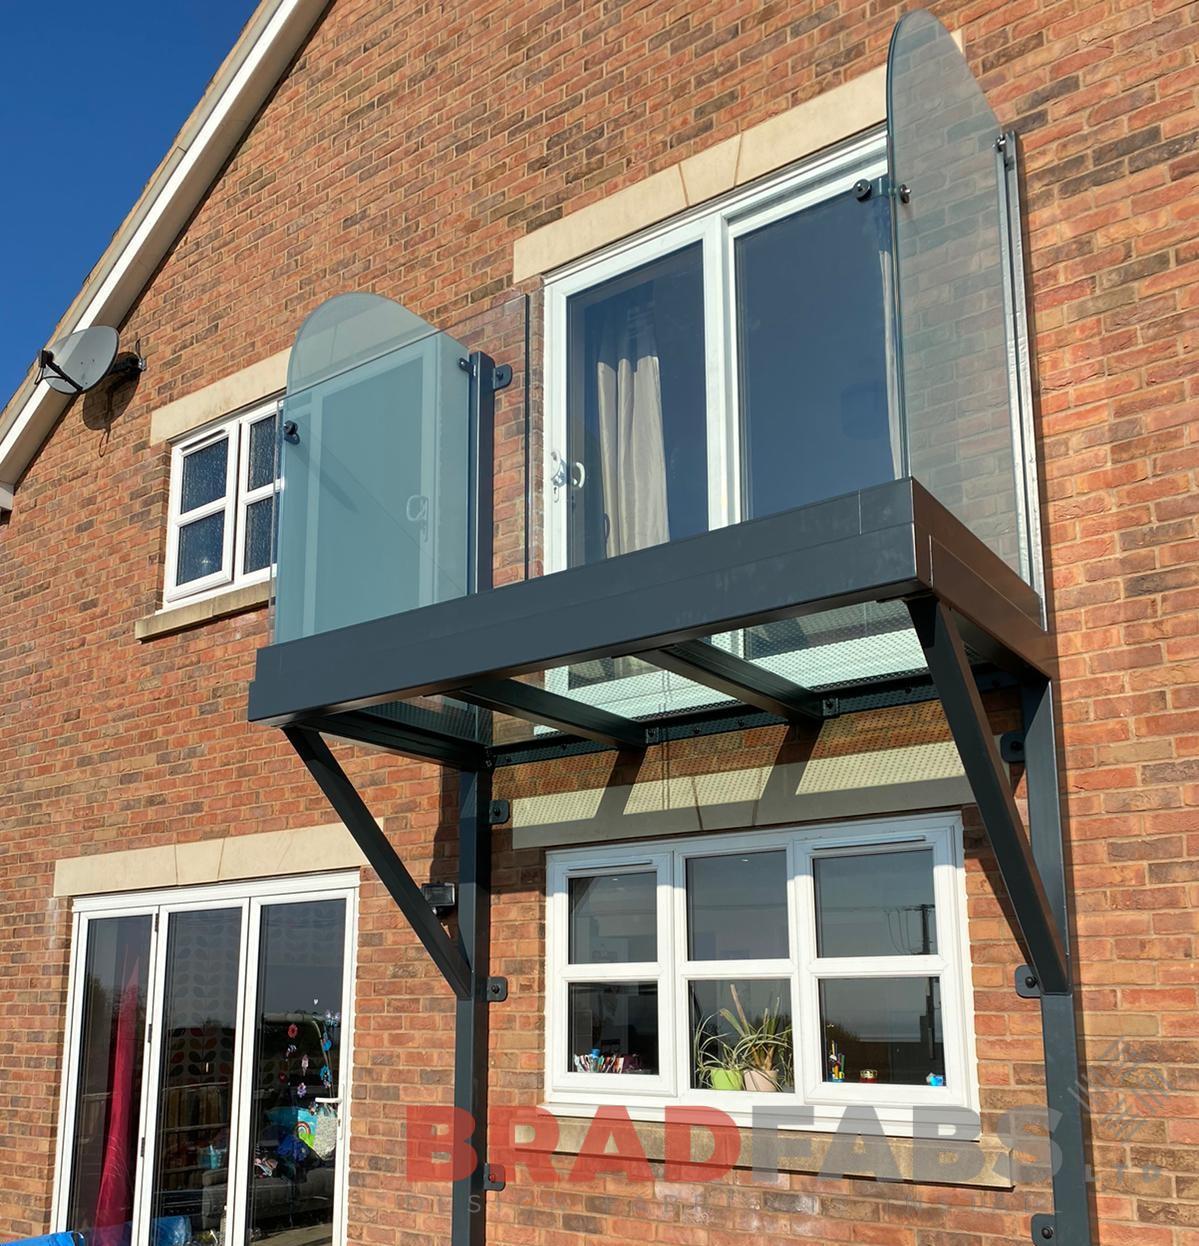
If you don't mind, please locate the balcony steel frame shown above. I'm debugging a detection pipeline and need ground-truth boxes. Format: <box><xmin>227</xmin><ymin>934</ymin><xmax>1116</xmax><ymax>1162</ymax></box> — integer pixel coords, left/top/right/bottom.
<box><xmin>249</xmin><ymin>361</ymin><xmax>1090</xmax><ymax>1246</ymax></box>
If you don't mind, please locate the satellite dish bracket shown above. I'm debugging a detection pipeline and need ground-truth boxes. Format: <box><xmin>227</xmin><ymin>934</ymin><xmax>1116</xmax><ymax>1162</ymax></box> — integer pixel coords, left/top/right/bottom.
<box><xmin>37</xmin><ymin>349</ymin><xmax>84</xmax><ymax>394</ymax></box>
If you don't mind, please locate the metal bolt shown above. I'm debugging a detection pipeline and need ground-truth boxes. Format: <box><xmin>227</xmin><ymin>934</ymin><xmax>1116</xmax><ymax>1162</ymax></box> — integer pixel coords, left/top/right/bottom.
<box><xmin>897</xmin><ymin>183</ymin><xmax>911</xmax><ymax>204</ymax></box>
<box><xmin>1025</xmin><ymin>973</ymin><xmax>1039</xmax><ymax>990</ymax></box>
<box><xmin>1040</xmin><ymin>1226</ymin><xmax>1054</xmax><ymax>1240</ymax></box>
<box><xmin>853</xmin><ymin>178</ymin><xmax>872</xmax><ymax>201</ymax></box>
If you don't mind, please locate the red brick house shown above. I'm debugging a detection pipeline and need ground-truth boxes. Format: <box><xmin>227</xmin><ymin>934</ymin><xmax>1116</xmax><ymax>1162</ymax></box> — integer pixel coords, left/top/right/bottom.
<box><xmin>1</xmin><ymin>2</ymin><xmax>1197</xmax><ymax>1245</ymax></box>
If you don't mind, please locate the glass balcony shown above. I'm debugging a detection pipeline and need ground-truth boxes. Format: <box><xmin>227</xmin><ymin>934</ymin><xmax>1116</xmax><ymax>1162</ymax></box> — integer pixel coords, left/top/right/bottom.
<box><xmin>260</xmin><ymin>11</ymin><xmax>1043</xmax><ymax>751</ymax></box>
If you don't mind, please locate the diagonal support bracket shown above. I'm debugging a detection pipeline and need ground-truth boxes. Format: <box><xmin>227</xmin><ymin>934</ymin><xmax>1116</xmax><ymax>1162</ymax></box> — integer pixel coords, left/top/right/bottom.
<box><xmin>907</xmin><ymin>598</ymin><xmax>1069</xmax><ymax>995</ymax></box>
<box><xmin>284</xmin><ymin>725</ymin><xmax>472</xmax><ymax>1000</ymax></box>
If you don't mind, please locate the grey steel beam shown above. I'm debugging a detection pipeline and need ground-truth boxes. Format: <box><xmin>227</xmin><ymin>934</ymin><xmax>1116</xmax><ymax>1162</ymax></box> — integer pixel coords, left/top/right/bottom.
<box><xmin>907</xmin><ymin>598</ymin><xmax>1068</xmax><ymax>995</ymax></box>
<box><xmin>452</xmin><ymin>767</ymin><xmax>499</xmax><ymax>1246</ymax></box>
<box><xmin>644</xmin><ymin>641</ymin><xmax>825</xmax><ymax>722</ymax></box>
<box><xmin>250</xmin><ymin>480</ymin><xmax>926</xmax><ymax>725</ymax></box>
<box><xmin>283</xmin><ymin>725</ymin><xmax>472</xmax><ymax>1000</ymax></box>
<box><xmin>311</xmin><ymin>709</ymin><xmax>486</xmax><ymax>770</ymax></box>
<box><xmin>1023</xmin><ymin>679</ymin><xmax>1093</xmax><ymax>1246</ymax></box>
<box><xmin>455</xmin><ymin>678</ymin><xmax>650</xmax><ymax>749</ymax></box>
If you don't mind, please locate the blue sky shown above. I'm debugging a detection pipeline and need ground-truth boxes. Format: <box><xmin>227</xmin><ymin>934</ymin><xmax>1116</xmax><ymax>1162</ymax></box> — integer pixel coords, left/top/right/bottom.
<box><xmin>0</xmin><ymin>0</ymin><xmax>260</xmax><ymax>406</ymax></box>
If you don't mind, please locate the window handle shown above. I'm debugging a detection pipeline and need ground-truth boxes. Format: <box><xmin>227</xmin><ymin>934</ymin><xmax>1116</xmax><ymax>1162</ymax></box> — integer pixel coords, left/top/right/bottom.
<box><xmin>570</xmin><ymin>461</ymin><xmax>586</xmax><ymax>488</ymax></box>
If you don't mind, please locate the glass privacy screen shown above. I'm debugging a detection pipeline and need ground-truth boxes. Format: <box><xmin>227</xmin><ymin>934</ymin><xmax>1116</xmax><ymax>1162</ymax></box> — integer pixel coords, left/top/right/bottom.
<box><xmin>274</xmin><ymin>293</ymin><xmax>471</xmax><ymax>643</ymax></box>
<box><xmin>888</xmin><ymin>10</ymin><xmax>1026</xmax><ymax>577</ymax></box>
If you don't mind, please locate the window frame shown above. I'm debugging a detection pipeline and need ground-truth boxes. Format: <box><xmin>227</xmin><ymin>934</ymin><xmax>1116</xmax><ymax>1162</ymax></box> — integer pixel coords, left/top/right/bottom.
<box><xmin>541</xmin><ymin>128</ymin><xmax>890</xmax><ymax>580</ymax></box>
<box><xmin>51</xmin><ymin>871</ymin><xmax>359</xmax><ymax>1246</ymax></box>
<box><xmin>543</xmin><ymin>814</ymin><xmax>979</xmax><ymax>1136</ymax></box>
<box><xmin>540</xmin><ymin>131</ymin><xmax>891</xmax><ymax>719</ymax></box>
<box><xmin>162</xmin><ymin>398</ymin><xmax>280</xmax><ymax>606</ymax></box>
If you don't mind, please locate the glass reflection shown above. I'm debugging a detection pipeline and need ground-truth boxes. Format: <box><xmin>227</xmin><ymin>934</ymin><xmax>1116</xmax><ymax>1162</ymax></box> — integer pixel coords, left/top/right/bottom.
<box><xmin>177</xmin><ymin>513</ymin><xmax>224</xmax><ymax>585</ymax></box>
<box><xmin>66</xmin><ymin>915</ymin><xmax>152</xmax><ymax>1244</ymax></box>
<box><xmin>567</xmin><ymin>983</ymin><xmax>658</xmax><ymax>1075</ymax></box>
<box><xmin>181</xmin><ymin>438</ymin><xmax>228</xmax><ymax>512</ymax></box>
<box><xmin>736</xmin><ymin>187</ymin><xmax>895</xmax><ymax>520</ymax></box>
<box><xmin>815</xmin><ymin>849</ymin><xmax>936</xmax><ymax>958</ymax></box>
<box><xmin>569</xmin><ymin>872</ymin><xmax>656</xmax><ymax>964</ymax></box>
<box><xmin>148</xmin><ymin>908</ymin><xmax>242</xmax><ymax>1242</ymax></box>
<box><xmin>687</xmin><ymin>851</ymin><xmax>788</xmax><ymax>960</ymax></box>
<box><xmin>821</xmin><ymin>977</ymin><xmax>943</xmax><ymax>1086</ymax></box>
<box><xmin>244</xmin><ymin>900</ymin><xmax>346</xmax><ymax>1245</ymax></box>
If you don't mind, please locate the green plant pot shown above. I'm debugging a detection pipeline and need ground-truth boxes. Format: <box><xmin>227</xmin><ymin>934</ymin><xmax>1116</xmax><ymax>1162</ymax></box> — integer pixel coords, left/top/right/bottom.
<box><xmin>709</xmin><ymin>1068</ymin><xmax>744</xmax><ymax>1091</ymax></box>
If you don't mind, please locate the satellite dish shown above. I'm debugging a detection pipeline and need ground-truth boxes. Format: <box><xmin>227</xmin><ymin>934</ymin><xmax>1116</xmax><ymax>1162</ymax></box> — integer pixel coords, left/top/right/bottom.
<box><xmin>37</xmin><ymin>326</ymin><xmax>142</xmax><ymax>394</ymax></box>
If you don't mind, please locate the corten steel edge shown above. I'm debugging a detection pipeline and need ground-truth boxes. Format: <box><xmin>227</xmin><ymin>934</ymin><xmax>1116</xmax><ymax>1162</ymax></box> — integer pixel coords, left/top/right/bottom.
<box><xmin>249</xmin><ymin>444</ymin><xmax>1092</xmax><ymax>1243</ymax></box>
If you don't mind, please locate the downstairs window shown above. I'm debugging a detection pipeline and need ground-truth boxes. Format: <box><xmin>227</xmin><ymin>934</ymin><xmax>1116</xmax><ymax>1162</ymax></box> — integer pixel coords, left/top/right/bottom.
<box><xmin>544</xmin><ymin>815</ymin><xmax>978</xmax><ymax>1134</ymax></box>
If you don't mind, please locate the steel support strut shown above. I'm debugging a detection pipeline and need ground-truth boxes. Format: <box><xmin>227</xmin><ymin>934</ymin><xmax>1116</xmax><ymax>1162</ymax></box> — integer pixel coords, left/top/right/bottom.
<box><xmin>909</xmin><ymin>599</ymin><xmax>1092</xmax><ymax>1244</ymax></box>
<box><xmin>1023</xmin><ymin>680</ymin><xmax>1093</xmax><ymax>1246</ymax></box>
<box><xmin>908</xmin><ymin>599</ymin><xmax>1068</xmax><ymax>994</ymax></box>
<box><xmin>453</xmin><ymin>767</ymin><xmax>501</xmax><ymax>1246</ymax></box>
<box><xmin>284</xmin><ymin>725</ymin><xmax>472</xmax><ymax>998</ymax></box>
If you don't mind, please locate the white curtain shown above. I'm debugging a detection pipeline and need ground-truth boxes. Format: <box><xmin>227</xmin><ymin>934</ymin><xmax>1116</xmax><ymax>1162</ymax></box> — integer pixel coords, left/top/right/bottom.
<box><xmin>595</xmin><ymin>298</ymin><xmax>670</xmax><ymax>556</ymax></box>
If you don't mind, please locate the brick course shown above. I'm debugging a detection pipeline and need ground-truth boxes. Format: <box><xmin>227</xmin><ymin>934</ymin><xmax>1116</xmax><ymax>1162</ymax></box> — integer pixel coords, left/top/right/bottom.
<box><xmin>2</xmin><ymin>0</ymin><xmax>1198</xmax><ymax>1241</ymax></box>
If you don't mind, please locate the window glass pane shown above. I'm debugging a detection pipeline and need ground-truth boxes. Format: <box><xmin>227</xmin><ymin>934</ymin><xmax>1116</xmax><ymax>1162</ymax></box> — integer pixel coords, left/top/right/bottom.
<box><xmin>821</xmin><ymin>976</ymin><xmax>944</xmax><ymax>1086</ymax></box>
<box><xmin>147</xmin><ymin>908</ymin><xmax>242</xmax><ymax>1240</ymax></box>
<box><xmin>244</xmin><ymin>497</ymin><xmax>274</xmax><ymax>574</ymax></box>
<box><xmin>567</xmin><ymin>983</ymin><xmax>657</xmax><ymax>1075</ymax></box>
<box><xmin>815</xmin><ymin>849</ymin><xmax>936</xmax><ymax>958</ymax></box>
<box><xmin>245</xmin><ymin>899</ymin><xmax>347</xmax><ymax>1245</ymax></box>
<box><xmin>736</xmin><ymin>188</ymin><xmax>895</xmax><ymax>520</ymax></box>
<box><xmin>176</xmin><ymin>512</ymin><xmax>225</xmax><ymax>585</ymax></box>
<box><xmin>66</xmin><ymin>914</ymin><xmax>153</xmax><ymax>1240</ymax></box>
<box><xmin>180</xmin><ymin>436</ymin><xmax>229</xmax><ymax>512</ymax></box>
<box><xmin>247</xmin><ymin>414</ymin><xmax>277</xmax><ymax>491</ymax></box>
<box><xmin>689</xmin><ymin>979</ymin><xmax>793</xmax><ymax>1091</ymax></box>
<box><xmin>568</xmin><ymin>871</ymin><xmax>656</xmax><ymax>963</ymax></box>
<box><xmin>565</xmin><ymin>243</ymin><xmax>707</xmax><ymax>566</ymax></box>
<box><xmin>687</xmin><ymin>851</ymin><xmax>788</xmax><ymax>960</ymax></box>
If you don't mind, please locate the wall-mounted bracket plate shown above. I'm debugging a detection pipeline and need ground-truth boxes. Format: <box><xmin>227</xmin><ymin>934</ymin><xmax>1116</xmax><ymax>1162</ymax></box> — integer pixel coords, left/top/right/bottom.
<box><xmin>488</xmin><ymin>799</ymin><xmax>511</xmax><ymax>826</ymax></box>
<box><xmin>486</xmin><ymin>976</ymin><xmax>508</xmax><ymax>1002</ymax></box>
<box><xmin>1031</xmin><ymin>1212</ymin><xmax>1055</xmax><ymax>1241</ymax></box>
<box><xmin>483</xmin><ymin>1164</ymin><xmax>506</xmax><ymax>1191</ymax></box>
<box><xmin>1000</xmin><ymin>729</ymin><xmax>1026</xmax><ymax>763</ymax></box>
<box><xmin>492</xmin><ymin>364</ymin><xmax>513</xmax><ymax>391</ymax></box>
<box><xmin>1015</xmin><ymin>964</ymin><xmax>1041</xmax><ymax>998</ymax></box>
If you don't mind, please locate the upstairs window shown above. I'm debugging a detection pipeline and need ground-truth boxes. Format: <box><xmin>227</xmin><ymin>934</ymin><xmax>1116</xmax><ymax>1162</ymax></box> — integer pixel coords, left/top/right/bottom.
<box><xmin>164</xmin><ymin>400</ymin><xmax>279</xmax><ymax>604</ymax></box>
<box><xmin>544</xmin><ymin>130</ymin><xmax>896</xmax><ymax>574</ymax></box>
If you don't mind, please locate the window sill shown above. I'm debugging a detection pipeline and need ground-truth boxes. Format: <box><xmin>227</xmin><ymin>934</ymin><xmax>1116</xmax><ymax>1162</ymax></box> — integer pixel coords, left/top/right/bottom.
<box><xmin>527</xmin><ymin>1108</ymin><xmax>1013</xmax><ymax>1190</ymax></box>
<box><xmin>135</xmin><ymin>580</ymin><xmax>271</xmax><ymax>641</ymax></box>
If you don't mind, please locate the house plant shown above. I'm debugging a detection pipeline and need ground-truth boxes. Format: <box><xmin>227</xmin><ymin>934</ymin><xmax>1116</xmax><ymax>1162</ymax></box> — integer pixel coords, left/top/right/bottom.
<box><xmin>722</xmin><ymin>985</ymin><xmax>793</xmax><ymax>1092</ymax></box>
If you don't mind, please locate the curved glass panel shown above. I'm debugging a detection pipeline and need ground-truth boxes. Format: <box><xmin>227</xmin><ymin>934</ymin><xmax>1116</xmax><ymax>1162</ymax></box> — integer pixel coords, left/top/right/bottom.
<box><xmin>888</xmin><ymin>11</ymin><xmax>1024</xmax><ymax>575</ymax></box>
<box><xmin>274</xmin><ymin>294</ymin><xmax>471</xmax><ymax>643</ymax></box>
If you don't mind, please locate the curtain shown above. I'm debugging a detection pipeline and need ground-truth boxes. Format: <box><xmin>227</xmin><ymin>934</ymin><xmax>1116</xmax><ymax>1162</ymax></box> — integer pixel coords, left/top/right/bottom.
<box><xmin>595</xmin><ymin>294</ymin><xmax>670</xmax><ymax>557</ymax></box>
<box><xmin>91</xmin><ymin>947</ymin><xmax>142</xmax><ymax>1246</ymax></box>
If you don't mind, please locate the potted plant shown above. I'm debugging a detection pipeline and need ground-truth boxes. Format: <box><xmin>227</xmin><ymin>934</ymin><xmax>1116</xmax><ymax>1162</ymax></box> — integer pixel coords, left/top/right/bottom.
<box><xmin>722</xmin><ymin>985</ymin><xmax>793</xmax><ymax>1093</ymax></box>
<box><xmin>694</xmin><ymin>1020</ymin><xmax>743</xmax><ymax>1090</ymax></box>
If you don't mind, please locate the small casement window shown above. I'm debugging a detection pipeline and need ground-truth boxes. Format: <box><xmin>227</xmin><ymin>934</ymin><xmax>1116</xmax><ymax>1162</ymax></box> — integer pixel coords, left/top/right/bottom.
<box><xmin>163</xmin><ymin>400</ymin><xmax>279</xmax><ymax>604</ymax></box>
<box><xmin>544</xmin><ymin>815</ymin><xmax>978</xmax><ymax>1134</ymax></box>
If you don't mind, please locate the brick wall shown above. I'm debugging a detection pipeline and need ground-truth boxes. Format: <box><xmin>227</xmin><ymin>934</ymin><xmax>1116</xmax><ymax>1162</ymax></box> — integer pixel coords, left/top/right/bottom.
<box><xmin>1</xmin><ymin>0</ymin><xmax>1197</xmax><ymax>1241</ymax></box>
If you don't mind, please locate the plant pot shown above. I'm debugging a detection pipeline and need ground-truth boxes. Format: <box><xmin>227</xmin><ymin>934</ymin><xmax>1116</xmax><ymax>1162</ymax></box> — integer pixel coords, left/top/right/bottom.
<box><xmin>709</xmin><ymin>1068</ymin><xmax>743</xmax><ymax>1091</ymax></box>
<box><xmin>743</xmin><ymin>1069</ymin><xmax>779</xmax><ymax>1092</ymax></box>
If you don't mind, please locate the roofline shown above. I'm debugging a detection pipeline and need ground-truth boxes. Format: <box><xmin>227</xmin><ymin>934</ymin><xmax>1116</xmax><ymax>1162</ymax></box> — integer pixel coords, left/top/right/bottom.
<box><xmin>0</xmin><ymin>0</ymin><xmax>328</xmax><ymax>513</ymax></box>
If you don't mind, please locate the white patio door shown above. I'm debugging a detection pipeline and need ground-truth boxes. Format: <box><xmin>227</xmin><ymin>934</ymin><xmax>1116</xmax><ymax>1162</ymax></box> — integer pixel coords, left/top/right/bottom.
<box><xmin>55</xmin><ymin>876</ymin><xmax>357</xmax><ymax>1246</ymax></box>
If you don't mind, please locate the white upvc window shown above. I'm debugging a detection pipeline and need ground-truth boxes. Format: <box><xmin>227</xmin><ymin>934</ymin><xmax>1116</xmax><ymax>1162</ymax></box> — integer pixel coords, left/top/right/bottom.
<box><xmin>545</xmin><ymin>814</ymin><xmax>979</xmax><ymax>1136</ymax></box>
<box><xmin>163</xmin><ymin>399</ymin><xmax>279</xmax><ymax>605</ymax></box>
<box><xmin>52</xmin><ymin>873</ymin><xmax>358</xmax><ymax>1246</ymax></box>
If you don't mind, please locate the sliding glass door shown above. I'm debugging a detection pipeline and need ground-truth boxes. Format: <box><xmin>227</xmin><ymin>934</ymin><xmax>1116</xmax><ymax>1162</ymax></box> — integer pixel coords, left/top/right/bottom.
<box><xmin>55</xmin><ymin>878</ymin><xmax>356</xmax><ymax>1246</ymax></box>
